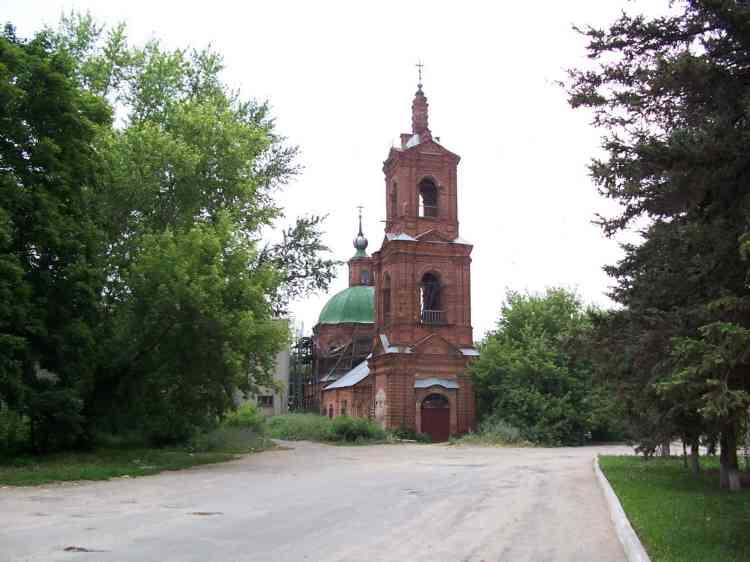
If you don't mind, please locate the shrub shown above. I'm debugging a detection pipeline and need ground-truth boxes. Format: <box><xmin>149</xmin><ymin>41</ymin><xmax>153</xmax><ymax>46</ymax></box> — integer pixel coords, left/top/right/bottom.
<box><xmin>453</xmin><ymin>415</ymin><xmax>527</xmax><ymax>446</ymax></box>
<box><xmin>223</xmin><ymin>403</ymin><xmax>265</xmax><ymax>434</ymax></box>
<box><xmin>266</xmin><ymin>413</ymin><xmax>333</xmax><ymax>441</ymax></box>
<box><xmin>0</xmin><ymin>404</ymin><xmax>30</xmax><ymax>456</ymax></box>
<box><xmin>390</xmin><ymin>425</ymin><xmax>432</xmax><ymax>443</ymax></box>
<box><xmin>329</xmin><ymin>416</ymin><xmax>386</xmax><ymax>443</ymax></box>
<box><xmin>29</xmin><ymin>389</ymin><xmax>87</xmax><ymax>452</ymax></box>
<box><xmin>191</xmin><ymin>426</ymin><xmax>268</xmax><ymax>453</ymax></box>
<box><xmin>415</xmin><ymin>432</ymin><xmax>432</xmax><ymax>443</ymax></box>
<box><xmin>186</xmin><ymin>403</ymin><xmax>269</xmax><ymax>453</ymax></box>
<box><xmin>478</xmin><ymin>416</ymin><xmax>523</xmax><ymax>443</ymax></box>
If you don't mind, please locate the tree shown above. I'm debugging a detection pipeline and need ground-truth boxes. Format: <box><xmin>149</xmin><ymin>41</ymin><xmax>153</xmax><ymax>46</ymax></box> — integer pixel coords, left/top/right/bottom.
<box><xmin>257</xmin><ymin>215</ymin><xmax>341</xmax><ymax>315</ymax></box>
<box><xmin>46</xmin><ymin>14</ymin><xmax>337</xmax><ymax>442</ymax></box>
<box><xmin>0</xmin><ymin>14</ymin><xmax>338</xmax><ymax>451</ymax></box>
<box><xmin>470</xmin><ymin>288</ymin><xmax>614</xmax><ymax>446</ymax></box>
<box><xmin>567</xmin><ymin>0</ymin><xmax>750</xmax><ymax>488</ymax></box>
<box><xmin>0</xmin><ymin>25</ymin><xmax>111</xmax><ymax>451</ymax></box>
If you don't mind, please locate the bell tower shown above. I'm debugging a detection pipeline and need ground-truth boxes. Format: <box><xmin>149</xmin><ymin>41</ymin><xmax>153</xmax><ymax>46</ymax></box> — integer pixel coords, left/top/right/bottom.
<box><xmin>369</xmin><ymin>75</ymin><xmax>476</xmax><ymax>439</ymax></box>
<box><xmin>384</xmin><ymin>84</ymin><xmax>460</xmax><ymax>240</ymax></box>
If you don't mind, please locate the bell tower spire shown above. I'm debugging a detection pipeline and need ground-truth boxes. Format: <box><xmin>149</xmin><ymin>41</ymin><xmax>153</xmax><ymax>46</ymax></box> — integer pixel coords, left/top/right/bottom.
<box><xmin>353</xmin><ymin>205</ymin><xmax>368</xmax><ymax>257</ymax></box>
<box><xmin>348</xmin><ymin>207</ymin><xmax>373</xmax><ymax>286</ymax></box>
<box><xmin>411</xmin><ymin>61</ymin><xmax>431</xmax><ymax>140</ymax></box>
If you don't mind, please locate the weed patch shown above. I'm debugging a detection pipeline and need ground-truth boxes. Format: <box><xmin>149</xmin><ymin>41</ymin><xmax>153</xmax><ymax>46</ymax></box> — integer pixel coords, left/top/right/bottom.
<box><xmin>267</xmin><ymin>413</ymin><xmax>388</xmax><ymax>444</ymax></box>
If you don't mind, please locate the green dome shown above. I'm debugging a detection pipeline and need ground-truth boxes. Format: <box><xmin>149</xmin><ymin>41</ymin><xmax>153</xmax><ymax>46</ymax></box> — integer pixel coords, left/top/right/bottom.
<box><xmin>318</xmin><ymin>286</ymin><xmax>374</xmax><ymax>325</ymax></box>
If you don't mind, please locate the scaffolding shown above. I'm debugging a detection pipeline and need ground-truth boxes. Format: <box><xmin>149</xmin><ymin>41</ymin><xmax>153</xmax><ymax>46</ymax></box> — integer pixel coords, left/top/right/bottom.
<box><xmin>288</xmin><ymin>336</ymin><xmax>312</xmax><ymax>412</ymax></box>
<box><xmin>307</xmin><ymin>325</ymin><xmax>373</xmax><ymax>413</ymax></box>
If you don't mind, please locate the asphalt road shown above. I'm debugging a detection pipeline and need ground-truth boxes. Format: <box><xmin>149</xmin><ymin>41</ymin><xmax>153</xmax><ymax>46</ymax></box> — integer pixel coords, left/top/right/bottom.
<box><xmin>0</xmin><ymin>441</ymin><xmax>631</xmax><ymax>562</ymax></box>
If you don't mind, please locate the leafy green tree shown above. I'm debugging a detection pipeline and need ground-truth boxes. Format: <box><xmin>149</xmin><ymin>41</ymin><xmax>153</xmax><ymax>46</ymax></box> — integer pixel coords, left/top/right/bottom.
<box><xmin>0</xmin><ymin>25</ymin><xmax>110</xmax><ymax>451</ymax></box>
<box><xmin>47</xmin><ymin>14</ymin><xmax>336</xmax><ymax>442</ymax></box>
<box><xmin>90</xmin><ymin>218</ymin><xmax>286</xmax><ymax>443</ymax></box>
<box><xmin>471</xmin><ymin>289</ymin><xmax>613</xmax><ymax>446</ymax></box>
<box><xmin>567</xmin><ymin>0</ymin><xmax>750</xmax><ymax>488</ymax></box>
<box><xmin>1</xmin><ymin>14</ymin><xmax>338</xmax><ymax>451</ymax></box>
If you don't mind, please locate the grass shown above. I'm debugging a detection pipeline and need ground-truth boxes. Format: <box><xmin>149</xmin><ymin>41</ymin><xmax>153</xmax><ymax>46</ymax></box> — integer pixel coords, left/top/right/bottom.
<box><xmin>267</xmin><ymin>413</ymin><xmax>334</xmax><ymax>441</ymax></box>
<box><xmin>0</xmin><ymin>447</ymin><xmax>238</xmax><ymax>487</ymax></box>
<box><xmin>599</xmin><ymin>455</ymin><xmax>750</xmax><ymax>562</ymax></box>
<box><xmin>0</xmin><ymin>406</ymin><xmax>272</xmax><ymax>487</ymax></box>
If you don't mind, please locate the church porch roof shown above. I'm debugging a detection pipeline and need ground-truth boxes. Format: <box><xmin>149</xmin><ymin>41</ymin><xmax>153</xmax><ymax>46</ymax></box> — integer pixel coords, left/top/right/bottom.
<box><xmin>414</xmin><ymin>378</ymin><xmax>460</xmax><ymax>390</ymax></box>
<box><xmin>323</xmin><ymin>358</ymin><xmax>371</xmax><ymax>390</ymax></box>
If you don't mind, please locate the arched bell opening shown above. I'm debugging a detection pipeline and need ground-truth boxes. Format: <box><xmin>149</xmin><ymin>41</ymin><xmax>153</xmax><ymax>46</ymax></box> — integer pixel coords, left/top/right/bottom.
<box><xmin>419</xmin><ymin>271</ymin><xmax>444</xmax><ymax>325</ymax></box>
<box><xmin>418</xmin><ymin>178</ymin><xmax>438</xmax><ymax>218</ymax></box>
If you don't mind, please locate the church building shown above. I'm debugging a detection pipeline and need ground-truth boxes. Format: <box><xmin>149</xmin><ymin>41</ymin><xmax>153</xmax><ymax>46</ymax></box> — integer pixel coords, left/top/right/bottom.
<box><xmin>314</xmin><ymin>79</ymin><xmax>477</xmax><ymax>441</ymax></box>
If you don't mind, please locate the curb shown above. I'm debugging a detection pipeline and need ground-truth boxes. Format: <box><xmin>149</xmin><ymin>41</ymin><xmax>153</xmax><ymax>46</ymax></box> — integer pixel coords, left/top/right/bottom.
<box><xmin>594</xmin><ymin>456</ymin><xmax>651</xmax><ymax>562</ymax></box>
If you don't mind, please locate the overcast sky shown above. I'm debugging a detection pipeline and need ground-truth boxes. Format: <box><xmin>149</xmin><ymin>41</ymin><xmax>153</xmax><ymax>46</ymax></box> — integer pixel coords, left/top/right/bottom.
<box><xmin>5</xmin><ymin>0</ymin><xmax>669</xmax><ymax>340</ymax></box>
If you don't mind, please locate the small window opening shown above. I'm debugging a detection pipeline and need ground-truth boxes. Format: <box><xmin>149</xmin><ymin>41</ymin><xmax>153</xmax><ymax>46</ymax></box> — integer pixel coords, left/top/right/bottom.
<box><xmin>420</xmin><ymin>272</ymin><xmax>444</xmax><ymax>324</ymax></box>
<box><xmin>258</xmin><ymin>395</ymin><xmax>274</xmax><ymax>407</ymax></box>
<box><xmin>390</xmin><ymin>183</ymin><xmax>398</xmax><ymax>218</ymax></box>
<box><xmin>383</xmin><ymin>273</ymin><xmax>392</xmax><ymax>325</ymax></box>
<box><xmin>360</xmin><ymin>269</ymin><xmax>370</xmax><ymax>285</ymax></box>
<box><xmin>341</xmin><ymin>400</ymin><xmax>347</xmax><ymax>416</ymax></box>
<box><xmin>328</xmin><ymin>404</ymin><xmax>334</xmax><ymax>418</ymax></box>
<box><xmin>418</xmin><ymin>178</ymin><xmax>438</xmax><ymax>218</ymax></box>
<box><xmin>422</xmin><ymin>393</ymin><xmax>449</xmax><ymax>409</ymax></box>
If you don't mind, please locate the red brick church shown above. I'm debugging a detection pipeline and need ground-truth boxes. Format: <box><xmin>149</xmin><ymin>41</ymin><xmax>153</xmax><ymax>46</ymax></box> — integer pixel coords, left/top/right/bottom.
<box><xmin>313</xmin><ymin>79</ymin><xmax>477</xmax><ymax>441</ymax></box>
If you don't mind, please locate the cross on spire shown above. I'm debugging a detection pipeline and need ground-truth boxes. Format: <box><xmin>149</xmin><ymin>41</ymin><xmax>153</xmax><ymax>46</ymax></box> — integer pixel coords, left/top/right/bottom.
<box><xmin>356</xmin><ymin>205</ymin><xmax>364</xmax><ymax>236</ymax></box>
<box><xmin>416</xmin><ymin>60</ymin><xmax>424</xmax><ymax>86</ymax></box>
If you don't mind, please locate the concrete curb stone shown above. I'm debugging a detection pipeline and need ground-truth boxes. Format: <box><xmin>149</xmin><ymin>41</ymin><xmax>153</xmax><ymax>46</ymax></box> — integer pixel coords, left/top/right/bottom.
<box><xmin>594</xmin><ymin>456</ymin><xmax>652</xmax><ymax>562</ymax></box>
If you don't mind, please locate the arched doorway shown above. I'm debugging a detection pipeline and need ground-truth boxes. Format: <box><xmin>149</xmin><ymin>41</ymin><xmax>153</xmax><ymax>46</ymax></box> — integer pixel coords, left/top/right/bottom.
<box><xmin>421</xmin><ymin>393</ymin><xmax>450</xmax><ymax>442</ymax></box>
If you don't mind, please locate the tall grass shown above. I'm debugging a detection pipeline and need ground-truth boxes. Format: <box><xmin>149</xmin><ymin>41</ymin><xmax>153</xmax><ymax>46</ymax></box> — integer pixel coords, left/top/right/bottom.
<box><xmin>452</xmin><ymin>415</ymin><xmax>528</xmax><ymax>446</ymax></box>
<box><xmin>267</xmin><ymin>413</ymin><xmax>387</xmax><ymax>443</ymax></box>
<box><xmin>191</xmin><ymin>403</ymin><xmax>269</xmax><ymax>453</ymax></box>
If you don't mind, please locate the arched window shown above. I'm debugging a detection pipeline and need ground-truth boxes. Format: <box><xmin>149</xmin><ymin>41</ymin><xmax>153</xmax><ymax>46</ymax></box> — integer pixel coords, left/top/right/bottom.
<box><xmin>390</xmin><ymin>182</ymin><xmax>398</xmax><ymax>218</ymax></box>
<box><xmin>418</xmin><ymin>178</ymin><xmax>438</xmax><ymax>218</ymax></box>
<box><xmin>328</xmin><ymin>404</ymin><xmax>334</xmax><ymax>419</ymax></box>
<box><xmin>383</xmin><ymin>273</ymin><xmax>392</xmax><ymax>325</ymax></box>
<box><xmin>420</xmin><ymin>272</ymin><xmax>444</xmax><ymax>324</ymax></box>
<box><xmin>359</xmin><ymin>268</ymin><xmax>370</xmax><ymax>285</ymax></box>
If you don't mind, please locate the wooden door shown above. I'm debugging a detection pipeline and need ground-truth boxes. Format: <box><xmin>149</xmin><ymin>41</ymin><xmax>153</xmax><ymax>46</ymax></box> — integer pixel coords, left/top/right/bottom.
<box><xmin>421</xmin><ymin>394</ymin><xmax>450</xmax><ymax>442</ymax></box>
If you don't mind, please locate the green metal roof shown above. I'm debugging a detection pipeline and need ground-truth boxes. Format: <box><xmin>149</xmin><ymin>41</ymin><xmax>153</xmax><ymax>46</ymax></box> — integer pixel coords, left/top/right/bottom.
<box><xmin>318</xmin><ymin>286</ymin><xmax>374</xmax><ymax>325</ymax></box>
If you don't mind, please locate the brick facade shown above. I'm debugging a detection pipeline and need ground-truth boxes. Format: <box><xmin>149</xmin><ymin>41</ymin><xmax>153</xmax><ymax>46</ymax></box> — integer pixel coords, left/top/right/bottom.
<box><xmin>319</xmin><ymin>83</ymin><xmax>477</xmax><ymax>440</ymax></box>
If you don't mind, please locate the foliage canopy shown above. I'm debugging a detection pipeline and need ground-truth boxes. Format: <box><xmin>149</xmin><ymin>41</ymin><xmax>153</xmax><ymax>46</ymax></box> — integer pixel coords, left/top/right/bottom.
<box><xmin>0</xmin><ymin>15</ymin><xmax>337</xmax><ymax>452</ymax></box>
<box><xmin>568</xmin><ymin>0</ymin><xmax>750</xmax><ymax>487</ymax></box>
<box><xmin>471</xmin><ymin>288</ymin><xmax>616</xmax><ymax>446</ymax></box>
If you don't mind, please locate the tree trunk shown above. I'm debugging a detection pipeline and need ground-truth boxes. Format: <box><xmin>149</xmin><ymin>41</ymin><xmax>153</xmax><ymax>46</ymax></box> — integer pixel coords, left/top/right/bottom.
<box><xmin>682</xmin><ymin>439</ymin><xmax>688</xmax><ymax>469</ymax></box>
<box><xmin>720</xmin><ymin>425</ymin><xmax>742</xmax><ymax>491</ymax></box>
<box><xmin>658</xmin><ymin>439</ymin><xmax>670</xmax><ymax>457</ymax></box>
<box><xmin>689</xmin><ymin>439</ymin><xmax>701</xmax><ymax>477</ymax></box>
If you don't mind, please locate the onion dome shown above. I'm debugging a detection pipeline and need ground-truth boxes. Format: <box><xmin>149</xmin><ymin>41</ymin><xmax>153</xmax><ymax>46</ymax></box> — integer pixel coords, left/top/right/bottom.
<box><xmin>317</xmin><ymin>286</ymin><xmax>374</xmax><ymax>325</ymax></box>
<box><xmin>352</xmin><ymin>208</ymin><xmax>369</xmax><ymax>258</ymax></box>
